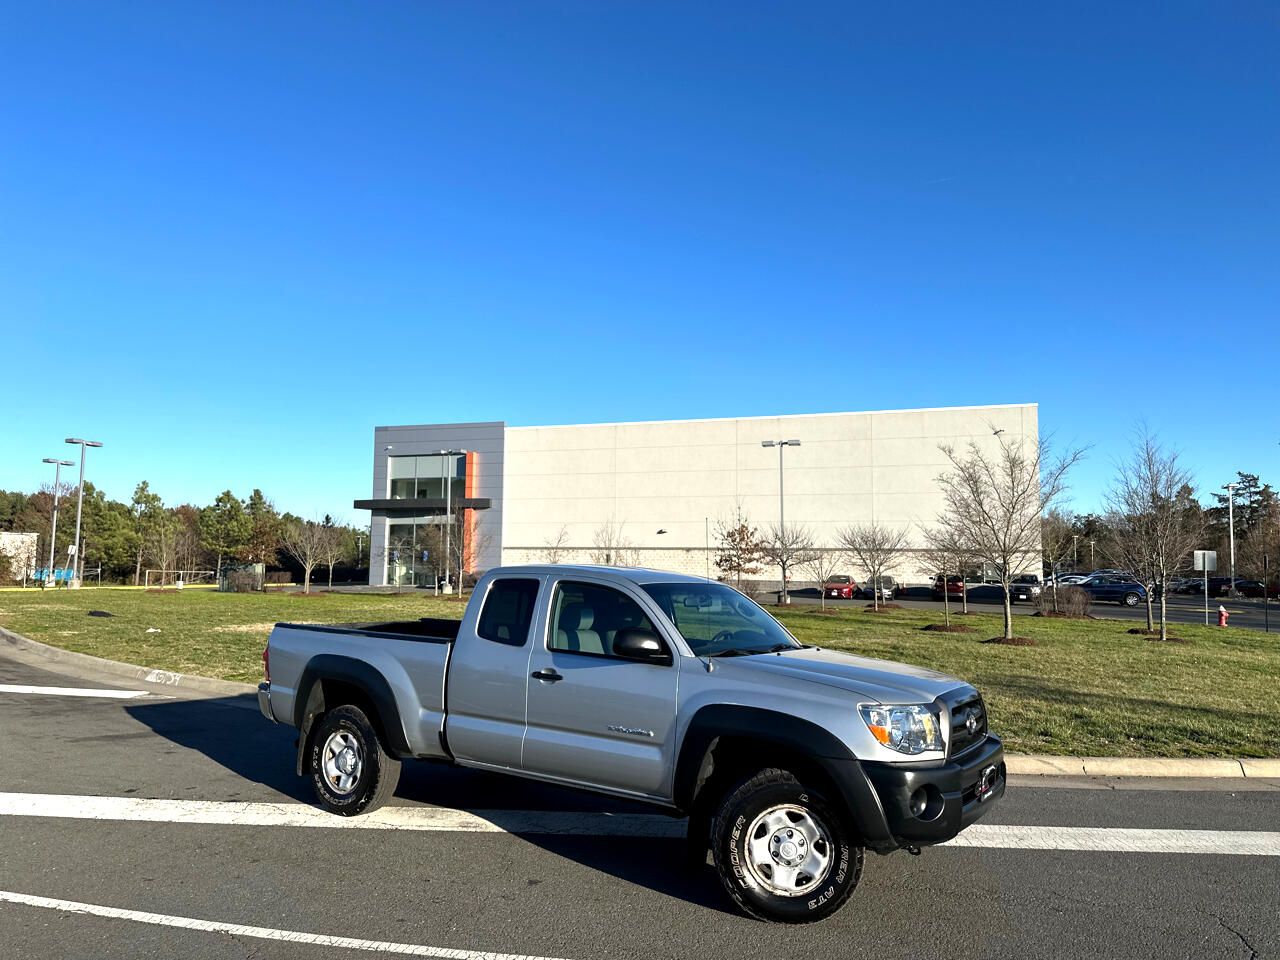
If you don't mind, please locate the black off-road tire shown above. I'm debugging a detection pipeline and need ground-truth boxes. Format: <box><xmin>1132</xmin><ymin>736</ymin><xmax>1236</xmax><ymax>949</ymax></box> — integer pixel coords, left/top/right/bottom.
<box><xmin>308</xmin><ymin>704</ymin><xmax>401</xmax><ymax>816</ymax></box>
<box><xmin>710</xmin><ymin>767</ymin><xmax>863</xmax><ymax>923</ymax></box>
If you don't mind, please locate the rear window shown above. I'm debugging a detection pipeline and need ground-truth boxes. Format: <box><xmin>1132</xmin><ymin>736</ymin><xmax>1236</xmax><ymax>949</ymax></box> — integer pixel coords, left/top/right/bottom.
<box><xmin>477</xmin><ymin>578</ymin><xmax>540</xmax><ymax>647</ymax></box>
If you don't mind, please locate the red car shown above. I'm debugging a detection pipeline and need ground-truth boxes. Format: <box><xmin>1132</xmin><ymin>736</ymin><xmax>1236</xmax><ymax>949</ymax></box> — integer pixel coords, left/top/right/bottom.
<box><xmin>931</xmin><ymin>574</ymin><xmax>964</xmax><ymax>600</ymax></box>
<box><xmin>823</xmin><ymin>574</ymin><xmax>859</xmax><ymax>599</ymax></box>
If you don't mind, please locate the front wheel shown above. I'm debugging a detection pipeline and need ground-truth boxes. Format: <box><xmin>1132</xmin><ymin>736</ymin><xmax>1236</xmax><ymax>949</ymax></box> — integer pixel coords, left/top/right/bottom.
<box><xmin>1122</xmin><ymin>592</ymin><xmax>1141</xmax><ymax>607</ymax></box>
<box><xmin>711</xmin><ymin>768</ymin><xmax>863</xmax><ymax>923</ymax></box>
<box><xmin>308</xmin><ymin>704</ymin><xmax>401</xmax><ymax>816</ymax></box>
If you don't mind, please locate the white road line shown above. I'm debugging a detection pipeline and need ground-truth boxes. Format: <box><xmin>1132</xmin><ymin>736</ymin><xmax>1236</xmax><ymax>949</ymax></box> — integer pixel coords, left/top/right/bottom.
<box><xmin>2</xmin><ymin>792</ymin><xmax>1279</xmax><ymax>855</ymax></box>
<box><xmin>0</xmin><ymin>792</ymin><xmax>684</xmax><ymax>837</ymax></box>
<box><xmin>0</xmin><ymin>889</ymin><xmax>573</xmax><ymax>960</ymax></box>
<box><xmin>0</xmin><ymin>684</ymin><xmax>150</xmax><ymax>699</ymax></box>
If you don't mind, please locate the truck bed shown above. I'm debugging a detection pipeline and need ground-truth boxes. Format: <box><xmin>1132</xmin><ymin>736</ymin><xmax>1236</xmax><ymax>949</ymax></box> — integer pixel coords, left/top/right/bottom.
<box><xmin>279</xmin><ymin>617</ymin><xmax>462</xmax><ymax>643</ymax></box>
<box><xmin>265</xmin><ymin>616</ymin><xmax>462</xmax><ymax>759</ymax></box>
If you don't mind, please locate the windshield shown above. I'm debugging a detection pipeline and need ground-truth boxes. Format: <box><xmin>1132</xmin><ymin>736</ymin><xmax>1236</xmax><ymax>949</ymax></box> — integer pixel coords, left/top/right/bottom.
<box><xmin>827</xmin><ymin>575</ymin><xmax>850</xmax><ymax>584</ymax></box>
<box><xmin>641</xmin><ymin>582</ymin><xmax>802</xmax><ymax>657</ymax></box>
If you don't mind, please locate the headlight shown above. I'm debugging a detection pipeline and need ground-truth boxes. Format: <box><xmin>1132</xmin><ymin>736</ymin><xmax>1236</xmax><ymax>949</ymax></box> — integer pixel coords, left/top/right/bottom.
<box><xmin>859</xmin><ymin>703</ymin><xmax>944</xmax><ymax>755</ymax></box>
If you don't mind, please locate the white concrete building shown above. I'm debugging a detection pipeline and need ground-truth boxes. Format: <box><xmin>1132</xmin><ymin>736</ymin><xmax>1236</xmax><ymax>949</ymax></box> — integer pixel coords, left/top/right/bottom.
<box><xmin>357</xmin><ymin>403</ymin><xmax>1038</xmax><ymax>587</ymax></box>
<box><xmin>0</xmin><ymin>531</ymin><xmax>39</xmax><ymax>583</ymax></box>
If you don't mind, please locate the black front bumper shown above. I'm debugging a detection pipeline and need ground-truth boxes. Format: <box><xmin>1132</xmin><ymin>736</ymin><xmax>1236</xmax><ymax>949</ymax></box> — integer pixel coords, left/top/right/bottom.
<box><xmin>836</xmin><ymin>735</ymin><xmax>1005</xmax><ymax>853</ymax></box>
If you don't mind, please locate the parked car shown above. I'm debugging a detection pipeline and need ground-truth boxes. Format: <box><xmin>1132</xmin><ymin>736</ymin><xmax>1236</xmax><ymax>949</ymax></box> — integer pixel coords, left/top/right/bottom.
<box><xmin>859</xmin><ymin>575</ymin><xmax>899</xmax><ymax>601</ymax></box>
<box><xmin>1077</xmin><ymin>574</ymin><xmax>1148</xmax><ymax>607</ymax></box>
<box><xmin>1046</xmin><ymin>574</ymin><xmax>1088</xmax><ymax>589</ymax></box>
<box><xmin>259</xmin><ymin>564</ymin><xmax>1005</xmax><ymax>923</ymax></box>
<box><xmin>931</xmin><ymin>574</ymin><xmax>964</xmax><ymax>600</ymax></box>
<box><xmin>822</xmin><ymin>574</ymin><xmax>859</xmax><ymax>599</ymax></box>
<box><xmin>1010</xmin><ymin>574</ymin><xmax>1042</xmax><ymax>603</ymax></box>
<box><xmin>1232</xmin><ymin>580</ymin><xmax>1267</xmax><ymax>598</ymax></box>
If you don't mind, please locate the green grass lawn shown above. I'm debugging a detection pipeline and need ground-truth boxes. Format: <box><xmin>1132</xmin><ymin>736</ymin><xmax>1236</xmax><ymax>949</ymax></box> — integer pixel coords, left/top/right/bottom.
<box><xmin>1</xmin><ymin>587</ymin><xmax>1276</xmax><ymax>759</ymax></box>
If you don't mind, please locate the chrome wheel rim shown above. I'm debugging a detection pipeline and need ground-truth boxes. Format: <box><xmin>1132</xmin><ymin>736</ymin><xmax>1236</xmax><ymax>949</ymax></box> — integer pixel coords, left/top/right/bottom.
<box><xmin>321</xmin><ymin>730</ymin><xmax>364</xmax><ymax>795</ymax></box>
<box><xmin>744</xmin><ymin>804</ymin><xmax>834</xmax><ymax>897</ymax></box>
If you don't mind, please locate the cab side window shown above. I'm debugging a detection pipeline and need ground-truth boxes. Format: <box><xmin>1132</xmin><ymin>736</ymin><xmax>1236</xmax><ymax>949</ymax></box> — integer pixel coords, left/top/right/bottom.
<box><xmin>477</xmin><ymin>578</ymin><xmax>540</xmax><ymax>647</ymax></box>
<box><xmin>548</xmin><ymin>581</ymin><xmax>660</xmax><ymax>658</ymax></box>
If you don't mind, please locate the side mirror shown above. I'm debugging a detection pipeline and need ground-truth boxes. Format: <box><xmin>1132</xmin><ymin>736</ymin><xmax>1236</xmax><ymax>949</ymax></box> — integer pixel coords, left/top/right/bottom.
<box><xmin>612</xmin><ymin>629</ymin><xmax>672</xmax><ymax>666</ymax></box>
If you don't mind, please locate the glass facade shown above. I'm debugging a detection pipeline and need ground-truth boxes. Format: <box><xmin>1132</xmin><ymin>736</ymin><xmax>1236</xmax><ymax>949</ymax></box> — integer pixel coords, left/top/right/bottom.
<box><xmin>384</xmin><ymin>454</ymin><xmax>468</xmax><ymax>586</ymax></box>
<box><xmin>388</xmin><ymin>454</ymin><xmax>466</xmax><ymax>500</ymax></box>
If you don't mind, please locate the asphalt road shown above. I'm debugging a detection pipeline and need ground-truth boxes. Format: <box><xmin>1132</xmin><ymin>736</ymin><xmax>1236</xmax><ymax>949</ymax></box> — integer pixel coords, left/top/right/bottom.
<box><xmin>1</xmin><ymin>649</ymin><xmax>1277</xmax><ymax>959</ymax></box>
<box><xmin>786</xmin><ymin>585</ymin><xmax>1280</xmax><ymax>632</ymax></box>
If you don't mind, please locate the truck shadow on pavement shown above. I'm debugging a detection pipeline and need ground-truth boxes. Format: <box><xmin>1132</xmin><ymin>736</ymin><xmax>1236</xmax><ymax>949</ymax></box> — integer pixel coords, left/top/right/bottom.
<box><xmin>125</xmin><ymin>694</ymin><xmax>737</xmax><ymax>914</ymax></box>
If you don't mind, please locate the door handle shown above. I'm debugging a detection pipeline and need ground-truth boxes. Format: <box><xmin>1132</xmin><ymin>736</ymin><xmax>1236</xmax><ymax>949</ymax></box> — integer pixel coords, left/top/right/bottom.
<box><xmin>531</xmin><ymin>669</ymin><xmax>563</xmax><ymax>683</ymax></box>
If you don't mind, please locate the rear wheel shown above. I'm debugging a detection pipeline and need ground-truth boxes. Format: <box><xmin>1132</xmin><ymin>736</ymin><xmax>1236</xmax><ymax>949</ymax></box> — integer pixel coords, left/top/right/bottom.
<box><xmin>309</xmin><ymin>704</ymin><xmax>401</xmax><ymax>816</ymax></box>
<box><xmin>1122</xmin><ymin>592</ymin><xmax>1141</xmax><ymax>607</ymax></box>
<box><xmin>711</xmin><ymin>767</ymin><xmax>862</xmax><ymax>923</ymax></box>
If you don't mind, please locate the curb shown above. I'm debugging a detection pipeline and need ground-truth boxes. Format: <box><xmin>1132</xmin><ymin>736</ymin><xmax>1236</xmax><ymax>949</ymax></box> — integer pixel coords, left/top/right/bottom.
<box><xmin>1005</xmin><ymin>755</ymin><xmax>1280</xmax><ymax>779</ymax></box>
<box><xmin>3</xmin><ymin>626</ymin><xmax>1278</xmax><ymax>777</ymax></box>
<box><xmin>0</xmin><ymin>626</ymin><xmax>256</xmax><ymax>699</ymax></box>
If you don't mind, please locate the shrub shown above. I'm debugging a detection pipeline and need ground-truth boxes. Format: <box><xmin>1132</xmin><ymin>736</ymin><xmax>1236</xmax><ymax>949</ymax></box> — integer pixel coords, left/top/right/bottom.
<box><xmin>1038</xmin><ymin>585</ymin><xmax>1091</xmax><ymax>618</ymax></box>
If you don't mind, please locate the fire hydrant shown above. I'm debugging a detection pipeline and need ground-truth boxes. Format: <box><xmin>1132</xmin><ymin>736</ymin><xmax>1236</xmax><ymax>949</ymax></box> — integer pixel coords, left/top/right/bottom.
<box><xmin>1218</xmin><ymin>605</ymin><xmax>1229</xmax><ymax>627</ymax></box>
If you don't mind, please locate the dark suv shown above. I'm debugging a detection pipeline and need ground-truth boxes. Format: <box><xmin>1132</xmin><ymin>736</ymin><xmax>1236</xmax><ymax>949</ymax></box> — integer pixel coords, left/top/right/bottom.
<box><xmin>1078</xmin><ymin>574</ymin><xmax>1147</xmax><ymax>607</ymax></box>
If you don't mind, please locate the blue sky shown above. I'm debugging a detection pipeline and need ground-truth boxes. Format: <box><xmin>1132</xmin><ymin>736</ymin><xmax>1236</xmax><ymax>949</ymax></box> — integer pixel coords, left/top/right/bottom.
<box><xmin>2</xmin><ymin>2</ymin><xmax>1276</xmax><ymax>521</ymax></box>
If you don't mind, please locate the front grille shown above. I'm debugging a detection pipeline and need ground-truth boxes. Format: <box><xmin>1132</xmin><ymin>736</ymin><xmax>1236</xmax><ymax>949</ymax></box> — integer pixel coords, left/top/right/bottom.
<box><xmin>944</xmin><ymin>691</ymin><xmax>987</xmax><ymax>759</ymax></box>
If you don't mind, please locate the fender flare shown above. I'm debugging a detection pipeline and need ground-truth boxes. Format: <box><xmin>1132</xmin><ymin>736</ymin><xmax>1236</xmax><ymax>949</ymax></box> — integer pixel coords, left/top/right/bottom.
<box><xmin>673</xmin><ymin>703</ymin><xmax>895</xmax><ymax>853</ymax></box>
<box><xmin>293</xmin><ymin>654</ymin><xmax>412</xmax><ymax>775</ymax></box>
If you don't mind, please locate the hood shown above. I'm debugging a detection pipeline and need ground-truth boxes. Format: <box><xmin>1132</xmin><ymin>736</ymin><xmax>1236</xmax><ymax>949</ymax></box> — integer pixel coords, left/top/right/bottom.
<box><xmin>713</xmin><ymin>646</ymin><xmax>970</xmax><ymax>704</ymax></box>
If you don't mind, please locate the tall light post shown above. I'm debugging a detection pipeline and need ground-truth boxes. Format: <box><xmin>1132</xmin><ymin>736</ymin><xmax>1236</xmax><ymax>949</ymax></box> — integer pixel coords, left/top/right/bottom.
<box><xmin>1089</xmin><ymin>539</ymin><xmax>1096</xmax><ymax>569</ymax></box>
<box><xmin>437</xmin><ymin>449</ymin><xmax>468</xmax><ymax>592</ymax></box>
<box><xmin>1225</xmin><ymin>482</ymin><xmax>1238</xmax><ymax>595</ymax></box>
<box><xmin>761</xmin><ymin>439</ymin><xmax>801</xmax><ymax>603</ymax></box>
<box><xmin>42</xmin><ymin>458</ymin><xmax>75</xmax><ymax>585</ymax></box>
<box><xmin>1072</xmin><ymin>534</ymin><xmax>1079</xmax><ymax>569</ymax></box>
<box><xmin>64</xmin><ymin>438</ymin><xmax>103</xmax><ymax>588</ymax></box>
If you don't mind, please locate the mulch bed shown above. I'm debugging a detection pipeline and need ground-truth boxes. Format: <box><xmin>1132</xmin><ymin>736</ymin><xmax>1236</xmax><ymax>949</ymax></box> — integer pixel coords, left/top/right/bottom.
<box><xmin>981</xmin><ymin>636</ymin><xmax>1037</xmax><ymax>646</ymax></box>
<box><xmin>1128</xmin><ymin>628</ymin><xmax>1189</xmax><ymax>643</ymax></box>
<box><xmin>863</xmin><ymin>603</ymin><xmax>904</xmax><ymax>611</ymax></box>
<box><xmin>921</xmin><ymin>624</ymin><xmax>976</xmax><ymax>633</ymax></box>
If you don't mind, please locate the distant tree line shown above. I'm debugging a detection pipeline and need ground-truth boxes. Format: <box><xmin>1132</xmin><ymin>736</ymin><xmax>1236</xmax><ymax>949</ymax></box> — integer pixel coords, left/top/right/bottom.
<box><xmin>0</xmin><ymin>483</ymin><xmax>365</xmax><ymax>591</ymax></box>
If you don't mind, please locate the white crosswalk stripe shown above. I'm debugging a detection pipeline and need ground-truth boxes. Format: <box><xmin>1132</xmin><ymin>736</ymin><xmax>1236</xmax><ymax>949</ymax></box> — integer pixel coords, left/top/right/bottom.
<box><xmin>0</xmin><ymin>683</ymin><xmax>150</xmax><ymax>699</ymax></box>
<box><xmin>1</xmin><ymin>792</ymin><xmax>1279</xmax><ymax>855</ymax></box>
<box><xmin>0</xmin><ymin>889</ymin><xmax>573</xmax><ymax>960</ymax></box>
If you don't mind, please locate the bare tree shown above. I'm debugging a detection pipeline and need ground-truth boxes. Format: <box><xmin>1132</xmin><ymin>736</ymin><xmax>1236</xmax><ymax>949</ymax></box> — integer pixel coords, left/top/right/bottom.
<box><xmin>590</xmin><ymin>519</ymin><xmax>639</xmax><ymax>567</ymax></box>
<box><xmin>450</xmin><ymin>510</ymin><xmax>494</xmax><ymax>587</ymax></box>
<box><xmin>802</xmin><ymin>549</ymin><xmax>846</xmax><ymax>612</ymax></box>
<box><xmin>760</xmin><ymin>523</ymin><xmax>818</xmax><ymax>605</ymax></box>
<box><xmin>319</xmin><ymin>522</ymin><xmax>346</xmax><ymax>588</ymax></box>
<box><xmin>714</xmin><ymin>501</ymin><xmax>765</xmax><ymax>589</ymax></box>
<box><xmin>1104</xmin><ymin>433</ymin><xmax>1206</xmax><ymax>641</ymax></box>
<box><xmin>542</xmin><ymin>526</ymin><xmax>571</xmax><ymax>564</ymax></box>
<box><xmin>921</xmin><ymin>523</ymin><xmax>978</xmax><ymax>615</ymax></box>
<box><xmin>280</xmin><ymin>518</ymin><xmax>327</xmax><ymax>593</ymax></box>
<box><xmin>146</xmin><ymin>513</ymin><xmax>181</xmax><ymax>585</ymax></box>
<box><xmin>1040</xmin><ymin>509</ymin><xmax>1076</xmax><ymax>614</ymax></box>
<box><xmin>935</xmin><ymin>434</ymin><xmax>1084</xmax><ymax>639</ymax></box>
<box><xmin>838</xmin><ymin>522</ymin><xmax>912</xmax><ymax>611</ymax></box>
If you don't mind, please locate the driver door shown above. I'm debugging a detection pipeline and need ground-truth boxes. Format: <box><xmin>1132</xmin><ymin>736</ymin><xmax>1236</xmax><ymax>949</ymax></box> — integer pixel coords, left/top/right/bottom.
<box><xmin>522</xmin><ymin>577</ymin><xmax>681</xmax><ymax>798</ymax></box>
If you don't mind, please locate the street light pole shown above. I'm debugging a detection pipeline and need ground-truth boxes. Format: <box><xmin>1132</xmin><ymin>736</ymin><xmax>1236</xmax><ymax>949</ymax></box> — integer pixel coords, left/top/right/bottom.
<box><xmin>1225</xmin><ymin>482</ymin><xmax>1238</xmax><ymax>595</ymax></box>
<box><xmin>64</xmin><ymin>438</ymin><xmax>103</xmax><ymax>588</ymax></box>
<box><xmin>42</xmin><ymin>458</ymin><xmax>75</xmax><ymax>585</ymax></box>
<box><xmin>761</xmin><ymin>439</ymin><xmax>801</xmax><ymax>603</ymax></box>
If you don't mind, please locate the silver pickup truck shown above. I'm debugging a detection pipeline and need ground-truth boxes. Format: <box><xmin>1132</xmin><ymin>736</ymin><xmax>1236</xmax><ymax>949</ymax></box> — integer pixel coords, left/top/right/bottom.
<box><xmin>259</xmin><ymin>564</ymin><xmax>1005</xmax><ymax>923</ymax></box>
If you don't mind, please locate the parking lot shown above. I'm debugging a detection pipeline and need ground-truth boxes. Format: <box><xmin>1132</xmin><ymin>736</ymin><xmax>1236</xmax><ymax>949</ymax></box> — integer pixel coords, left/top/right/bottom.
<box><xmin>2</xmin><ymin>645</ymin><xmax>1278</xmax><ymax>959</ymax></box>
<box><xmin>789</xmin><ymin>585</ymin><xmax>1279</xmax><ymax>632</ymax></box>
